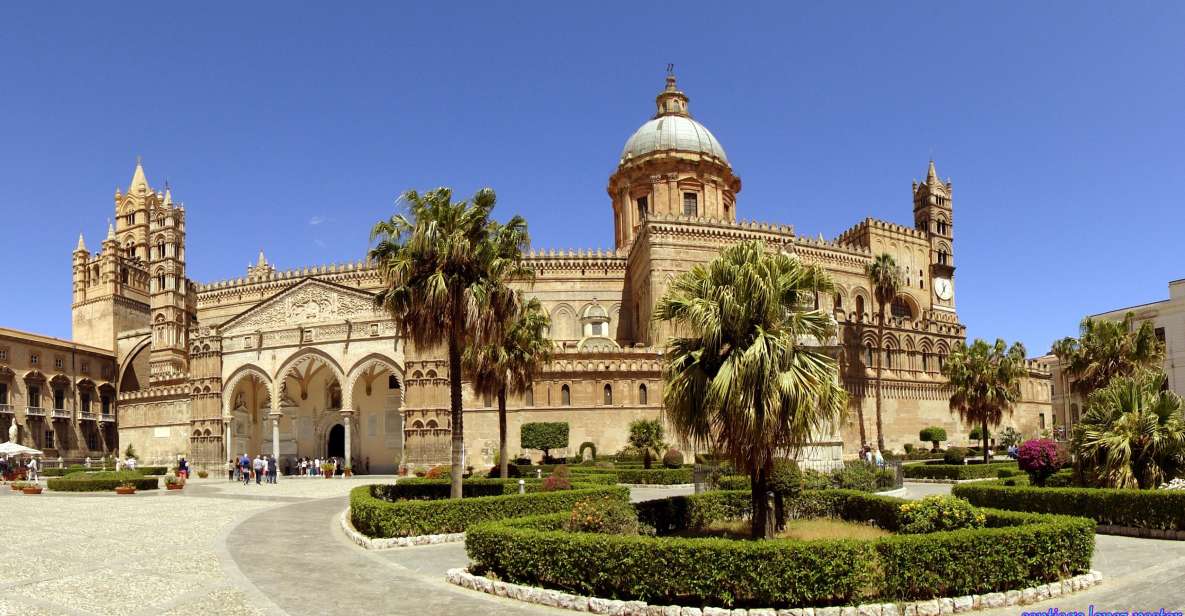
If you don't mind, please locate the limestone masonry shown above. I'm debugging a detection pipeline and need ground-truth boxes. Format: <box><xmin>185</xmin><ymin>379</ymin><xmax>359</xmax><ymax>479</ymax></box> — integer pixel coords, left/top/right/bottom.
<box><xmin>1</xmin><ymin>73</ymin><xmax>1051</xmax><ymax>469</ymax></box>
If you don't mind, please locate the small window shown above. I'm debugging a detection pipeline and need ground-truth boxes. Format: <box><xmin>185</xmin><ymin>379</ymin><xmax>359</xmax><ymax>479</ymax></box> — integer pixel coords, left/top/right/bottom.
<box><xmin>54</xmin><ymin>357</ymin><xmax>64</xmax><ymax>370</ymax></box>
<box><xmin>30</xmin><ymin>353</ymin><xmax>39</xmax><ymax>365</ymax></box>
<box><xmin>120</xmin><ymin>268</ymin><xmax>129</xmax><ymax>284</ymax></box>
<box><xmin>855</xmin><ymin>296</ymin><xmax>865</xmax><ymax>318</ymax></box>
<box><xmin>157</xmin><ymin>272</ymin><xmax>165</xmax><ymax>290</ymax></box>
<box><xmin>636</xmin><ymin>195</ymin><xmax>648</xmax><ymax>219</ymax></box>
<box><xmin>638</xmin><ymin>384</ymin><xmax>648</xmax><ymax>405</ymax></box>
<box><xmin>53</xmin><ymin>389</ymin><xmax>65</xmax><ymax>410</ymax></box>
<box><xmin>388</xmin><ymin>375</ymin><xmax>400</xmax><ymax>390</ymax></box>
<box><xmin>561</xmin><ymin>384</ymin><xmax>571</xmax><ymax>406</ymax></box>
<box><xmin>865</xmin><ymin>344</ymin><xmax>874</xmax><ymax>368</ymax></box>
<box><xmin>603</xmin><ymin>384</ymin><xmax>613</xmax><ymax>406</ymax></box>
<box><xmin>884</xmin><ymin>349</ymin><xmax>894</xmax><ymax>369</ymax></box>
<box><xmin>243</xmin><ymin>336</ymin><xmax>253</xmax><ymax>349</ymax></box>
<box><xmin>28</xmin><ymin>385</ymin><xmax>40</xmax><ymax>407</ymax></box>
<box><xmin>591</xmin><ymin>322</ymin><xmax>604</xmax><ymax>336</ymax></box>
<box><xmin>936</xmin><ymin>221</ymin><xmax>948</xmax><ymax>235</ymax></box>
<box><xmin>80</xmin><ymin>393</ymin><xmax>91</xmax><ymax>413</ymax></box>
<box><xmin>525</xmin><ymin>386</ymin><xmax>534</xmax><ymax>407</ymax></box>
<box><xmin>834</xmin><ymin>294</ymin><xmax>842</xmax><ymax>309</ymax></box>
<box><xmin>0</xmin><ymin>348</ymin><xmax>6</xmax><ymax>360</ymax></box>
<box><xmin>682</xmin><ymin>192</ymin><xmax>698</xmax><ymax>216</ymax></box>
<box><xmin>80</xmin><ymin>361</ymin><xmax>89</xmax><ymax>374</ymax></box>
<box><xmin>921</xmin><ymin>353</ymin><xmax>930</xmax><ymax>372</ymax></box>
<box><xmin>937</xmin><ymin>250</ymin><xmax>949</xmax><ymax>266</ymax></box>
<box><xmin>369</xmin><ymin>323</ymin><xmax>380</xmax><ymax>337</ymax></box>
<box><xmin>1039</xmin><ymin>413</ymin><xmax>1046</xmax><ymax>429</ymax></box>
<box><xmin>1155</xmin><ymin>327</ymin><xmax>1166</xmax><ymax>345</ymax></box>
<box><xmin>157</xmin><ymin>241</ymin><xmax>165</xmax><ymax>259</ymax></box>
<box><xmin>303</xmin><ymin>329</ymin><xmax>315</xmax><ymax>342</ymax></box>
<box><xmin>0</xmin><ymin>383</ymin><xmax>8</xmax><ymax>405</ymax></box>
<box><xmin>44</xmin><ymin>430</ymin><xmax>54</xmax><ymax>449</ymax></box>
<box><xmin>101</xmin><ymin>395</ymin><xmax>111</xmax><ymax>415</ymax></box>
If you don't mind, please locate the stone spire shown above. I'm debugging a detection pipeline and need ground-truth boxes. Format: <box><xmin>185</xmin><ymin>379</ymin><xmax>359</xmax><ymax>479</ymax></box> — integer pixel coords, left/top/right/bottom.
<box><xmin>75</xmin><ymin>233</ymin><xmax>87</xmax><ymax>253</ymax></box>
<box><xmin>654</xmin><ymin>65</ymin><xmax>690</xmax><ymax>118</ymax></box>
<box><xmin>128</xmin><ymin>157</ymin><xmax>149</xmax><ymax>193</ymax></box>
<box><xmin>163</xmin><ymin>186</ymin><xmax>173</xmax><ymax>207</ymax></box>
<box><xmin>257</xmin><ymin>249</ymin><xmax>267</xmax><ymax>267</ymax></box>
<box><xmin>106</xmin><ymin>220</ymin><xmax>116</xmax><ymax>241</ymax></box>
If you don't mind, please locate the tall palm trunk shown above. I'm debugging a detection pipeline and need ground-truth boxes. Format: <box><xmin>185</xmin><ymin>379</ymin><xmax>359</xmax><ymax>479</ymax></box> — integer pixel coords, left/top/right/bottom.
<box><xmin>497</xmin><ymin>386</ymin><xmax>508</xmax><ymax>480</ymax></box>
<box><xmin>448</xmin><ymin>334</ymin><xmax>465</xmax><ymax>499</ymax></box>
<box><xmin>749</xmin><ymin>395</ymin><xmax>774</xmax><ymax>540</ymax></box>
<box><xmin>982</xmin><ymin>418</ymin><xmax>990</xmax><ymax>464</ymax></box>
<box><xmin>875</xmin><ymin>307</ymin><xmax>886</xmax><ymax>452</ymax></box>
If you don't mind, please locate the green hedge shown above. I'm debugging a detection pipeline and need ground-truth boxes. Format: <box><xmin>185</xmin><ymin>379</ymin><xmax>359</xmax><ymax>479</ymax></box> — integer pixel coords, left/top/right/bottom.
<box><xmin>135</xmin><ymin>466</ymin><xmax>168</xmax><ymax>476</ymax></box>
<box><xmin>615</xmin><ymin>467</ymin><xmax>693</xmax><ymax>485</ymax></box>
<box><xmin>953</xmin><ymin>481</ymin><xmax>1185</xmax><ymax>531</ymax></box>
<box><xmin>350</xmin><ymin>482</ymin><xmax>629</xmax><ymax>538</ymax></box>
<box><xmin>47</xmin><ymin>471</ymin><xmax>159</xmax><ymax>492</ymax></box>
<box><xmin>903</xmin><ymin>462</ymin><xmax>1016</xmax><ymax>480</ymax></box>
<box><xmin>467</xmin><ymin>489</ymin><xmax>1093</xmax><ymax>607</ymax></box>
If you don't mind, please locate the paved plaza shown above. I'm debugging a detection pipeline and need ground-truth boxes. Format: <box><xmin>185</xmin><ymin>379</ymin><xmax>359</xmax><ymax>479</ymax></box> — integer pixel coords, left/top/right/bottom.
<box><xmin>1</xmin><ymin>479</ymin><xmax>1182</xmax><ymax>616</ymax></box>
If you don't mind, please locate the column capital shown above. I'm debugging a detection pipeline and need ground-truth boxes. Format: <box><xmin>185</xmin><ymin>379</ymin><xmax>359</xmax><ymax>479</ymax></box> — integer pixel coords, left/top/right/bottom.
<box><xmin>339</xmin><ymin>409</ymin><xmax>356</xmax><ymax>419</ymax></box>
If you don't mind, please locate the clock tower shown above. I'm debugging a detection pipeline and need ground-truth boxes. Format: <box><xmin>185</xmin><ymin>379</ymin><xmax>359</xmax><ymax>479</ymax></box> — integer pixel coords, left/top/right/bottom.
<box><xmin>913</xmin><ymin>160</ymin><xmax>955</xmax><ymax>311</ymax></box>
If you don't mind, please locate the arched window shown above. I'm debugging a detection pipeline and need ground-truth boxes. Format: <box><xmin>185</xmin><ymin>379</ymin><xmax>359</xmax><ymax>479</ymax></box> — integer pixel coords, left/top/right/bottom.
<box><xmin>921</xmin><ymin>353</ymin><xmax>930</xmax><ymax>372</ymax></box>
<box><xmin>638</xmin><ymin>384</ymin><xmax>648</xmax><ymax>405</ymax></box>
<box><xmin>156</xmin><ymin>241</ymin><xmax>165</xmax><ymax>259</ymax></box>
<box><xmin>937</xmin><ymin>250</ymin><xmax>949</xmax><ymax>266</ymax></box>
<box><xmin>524</xmin><ymin>386</ymin><xmax>534</xmax><ymax>407</ymax></box>
<box><xmin>865</xmin><ymin>344</ymin><xmax>875</xmax><ymax>368</ymax></box>
<box><xmin>884</xmin><ymin>347</ymin><xmax>894</xmax><ymax>369</ymax></box>
<box><xmin>328</xmin><ymin>382</ymin><xmax>342</xmax><ymax>409</ymax></box>
<box><xmin>890</xmin><ymin>297</ymin><xmax>912</xmax><ymax>319</ymax></box>
<box><xmin>855</xmin><ymin>296</ymin><xmax>865</xmax><ymax>318</ymax></box>
<box><xmin>561</xmin><ymin>384</ymin><xmax>571</xmax><ymax>406</ymax></box>
<box><xmin>603</xmin><ymin>384</ymin><xmax>613</xmax><ymax>405</ymax></box>
<box><xmin>120</xmin><ymin>268</ymin><xmax>129</xmax><ymax>284</ymax></box>
<box><xmin>156</xmin><ymin>272</ymin><xmax>165</xmax><ymax>291</ymax></box>
<box><xmin>834</xmin><ymin>294</ymin><xmax>843</xmax><ymax>310</ymax></box>
<box><xmin>937</xmin><ymin>220</ymin><xmax>948</xmax><ymax>235</ymax></box>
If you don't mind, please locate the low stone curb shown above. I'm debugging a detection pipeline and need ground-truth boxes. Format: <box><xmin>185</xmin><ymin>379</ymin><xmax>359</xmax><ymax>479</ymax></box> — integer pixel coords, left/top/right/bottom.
<box><xmin>619</xmin><ymin>483</ymin><xmax>695</xmax><ymax>489</ymax></box>
<box><xmin>339</xmin><ymin>508</ymin><xmax>464</xmax><ymax>549</ymax></box>
<box><xmin>1096</xmin><ymin>524</ymin><xmax>1185</xmax><ymax>540</ymax></box>
<box><xmin>445</xmin><ymin>567</ymin><xmax>1103</xmax><ymax>615</ymax></box>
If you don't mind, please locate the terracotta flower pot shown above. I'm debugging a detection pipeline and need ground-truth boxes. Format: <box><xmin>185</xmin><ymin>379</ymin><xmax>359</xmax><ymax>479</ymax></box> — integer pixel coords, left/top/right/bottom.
<box><xmin>10</xmin><ymin>484</ymin><xmax>20</xmax><ymax>491</ymax></box>
<box><xmin>22</xmin><ymin>487</ymin><xmax>42</xmax><ymax>495</ymax></box>
<box><xmin>166</xmin><ymin>484</ymin><xmax>183</xmax><ymax>490</ymax></box>
<box><xmin>114</xmin><ymin>486</ymin><xmax>136</xmax><ymax>495</ymax></box>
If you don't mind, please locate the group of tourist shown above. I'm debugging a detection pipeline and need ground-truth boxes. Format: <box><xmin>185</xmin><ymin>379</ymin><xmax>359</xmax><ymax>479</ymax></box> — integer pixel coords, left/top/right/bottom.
<box><xmin>0</xmin><ymin>456</ymin><xmax>39</xmax><ymax>482</ymax></box>
<box><xmin>858</xmin><ymin>445</ymin><xmax>886</xmax><ymax>467</ymax></box>
<box><xmin>227</xmin><ymin>454</ymin><xmax>279</xmax><ymax>485</ymax></box>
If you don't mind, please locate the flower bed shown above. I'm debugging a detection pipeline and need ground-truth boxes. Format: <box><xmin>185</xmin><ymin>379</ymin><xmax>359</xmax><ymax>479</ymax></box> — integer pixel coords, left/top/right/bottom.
<box><xmin>903</xmin><ymin>462</ymin><xmax>1017</xmax><ymax>481</ymax></box>
<box><xmin>46</xmin><ymin>470</ymin><xmax>160</xmax><ymax>492</ymax></box>
<box><xmin>953</xmin><ymin>481</ymin><xmax>1185</xmax><ymax>533</ymax></box>
<box><xmin>350</xmin><ymin>480</ymin><xmax>629</xmax><ymax>538</ymax></box>
<box><xmin>465</xmin><ymin>490</ymin><xmax>1094</xmax><ymax>608</ymax></box>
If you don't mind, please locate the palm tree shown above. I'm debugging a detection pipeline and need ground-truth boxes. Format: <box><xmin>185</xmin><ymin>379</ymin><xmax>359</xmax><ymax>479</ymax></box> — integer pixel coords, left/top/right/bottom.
<box><xmin>1074</xmin><ymin>372</ymin><xmax>1185</xmax><ymax>489</ymax></box>
<box><xmin>464</xmin><ymin>296</ymin><xmax>552</xmax><ymax>479</ymax></box>
<box><xmin>369</xmin><ymin>188</ymin><xmax>530</xmax><ymax>498</ymax></box>
<box><xmin>655</xmin><ymin>240</ymin><xmax>848</xmax><ymax>539</ymax></box>
<box><xmin>1052</xmin><ymin>312</ymin><xmax>1164</xmax><ymax>398</ymax></box>
<box><xmin>866</xmin><ymin>253</ymin><xmax>902</xmax><ymax>453</ymax></box>
<box><xmin>943</xmin><ymin>338</ymin><xmax>1027</xmax><ymax>463</ymax></box>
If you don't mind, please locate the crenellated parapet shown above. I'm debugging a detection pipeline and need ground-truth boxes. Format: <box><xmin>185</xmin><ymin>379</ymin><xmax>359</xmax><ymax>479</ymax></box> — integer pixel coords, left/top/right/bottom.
<box><xmin>835</xmin><ymin>217</ymin><xmax>929</xmax><ymax>248</ymax></box>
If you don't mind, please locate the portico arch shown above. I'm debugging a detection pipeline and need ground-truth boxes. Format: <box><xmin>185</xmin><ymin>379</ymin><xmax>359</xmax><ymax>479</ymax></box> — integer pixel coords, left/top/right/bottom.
<box><xmin>221</xmin><ymin>365</ymin><xmax>272</xmax><ymax>461</ymax></box>
<box><xmin>344</xmin><ymin>353</ymin><xmax>406</xmax><ymax>472</ymax></box>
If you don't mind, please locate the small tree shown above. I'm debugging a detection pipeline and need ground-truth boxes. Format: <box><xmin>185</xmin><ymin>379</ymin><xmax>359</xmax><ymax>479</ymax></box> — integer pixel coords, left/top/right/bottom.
<box><xmin>919</xmin><ymin>427</ymin><xmax>947</xmax><ymax>452</ymax></box>
<box><xmin>520</xmin><ymin>422</ymin><xmax>569</xmax><ymax>461</ymax></box>
<box><xmin>627</xmin><ymin>419</ymin><xmax>666</xmax><ymax>469</ymax></box>
<box><xmin>1018</xmin><ymin>438</ymin><xmax>1067</xmax><ymax>487</ymax></box>
<box><xmin>998</xmin><ymin>426</ymin><xmax>1022</xmax><ymax>448</ymax></box>
<box><xmin>124</xmin><ymin>443</ymin><xmax>137</xmax><ymax>459</ymax></box>
<box><xmin>969</xmin><ymin>426</ymin><xmax>991</xmax><ymax>443</ymax></box>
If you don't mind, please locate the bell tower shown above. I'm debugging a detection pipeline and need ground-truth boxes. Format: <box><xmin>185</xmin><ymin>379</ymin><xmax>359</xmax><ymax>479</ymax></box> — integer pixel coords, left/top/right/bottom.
<box><xmin>148</xmin><ymin>185</ymin><xmax>195</xmax><ymax>384</ymax></box>
<box><xmin>913</xmin><ymin>160</ymin><xmax>955</xmax><ymax>311</ymax></box>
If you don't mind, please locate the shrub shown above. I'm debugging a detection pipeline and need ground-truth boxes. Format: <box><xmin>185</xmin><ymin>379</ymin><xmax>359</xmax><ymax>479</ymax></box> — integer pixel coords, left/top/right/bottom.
<box><xmin>902</xmin><ymin>462</ymin><xmax>1017</xmax><ymax>481</ymax></box>
<box><xmin>577</xmin><ymin>441</ymin><xmax>597</xmax><ymax>462</ymax></box>
<box><xmin>903</xmin><ymin>443</ymin><xmax>915</xmax><ymax>454</ymax></box>
<box><xmin>943</xmin><ymin>447</ymin><xmax>967</xmax><ymax>465</ymax></box>
<box><xmin>542</xmin><ymin>465</ymin><xmax>572</xmax><ymax>491</ymax></box>
<box><xmin>521</xmin><ymin>422</ymin><xmax>570</xmax><ymax>460</ymax></box>
<box><xmin>1017</xmin><ymin>439</ymin><xmax>1067</xmax><ymax>486</ymax></box>
<box><xmin>124</xmin><ymin>443</ymin><xmax>137</xmax><ymax>459</ymax></box>
<box><xmin>136</xmin><ymin>466</ymin><xmax>167</xmax><ymax>476</ymax></box>
<box><xmin>47</xmin><ymin>470</ymin><xmax>159</xmax><ymax>492</ymax></box>
<box><xmin>1045</xmin><ymin>469</ymin><xmax>1076</xmax><ymax>488</ymax></box>
<box><xmin>898</xmin><ymin>495</ymin><xmax>986</xmax><ymax>534</ymax></box>
<box><xmin>616</xmin><ymin>467</ymin><xmax>693</xmax><ymax>485</ymax></box>
<box><xmin>351</xmin><ymin>481</ymin><xmax>628</xmax><ymax>537</ymax></box>
<box><xmin>486</xmin><ymin>464</ymin><xmax>521</xmax><ymax>479</ymax></box>
<box><xmin>566</xmin><ymin>493</ymin><xmax>639</xmax><ymax>535</ymax></box>
<box><xmin>998</xmin><ymin>426</ymin><xmax>1022</xmax><ymax>448</ymax></box>
<box><xmin>833</xmin><ymin>460</ymin><xmax>880</xmax><ymax>491</ymax></box>
<box><xmin>953</xmin><ymin>481</ymin><xmax>1185</xmax><ymax>531</ymax></box>
<box><xmin>919</xmin><ymin>426</ymin><xmax>948</xmax><ymax>451</ymax></box>
<box><xmin>969</xmin><ymin>426</ymin><xmax>991</xmax><ymax>441</ymax></box>
<box><xmin>425</xmin><ymin>465</ymin><xmax>447</xmax><ymax>480</ymax></box>
<box><xmin>661</xmin><ymin>448</ymin><xmax>683</xmax><ymax>469</ymax></box>
<box><xmin>413</xmin><ymin>466</ymin><xmax>428</xmax><ymax>477</ymax></box>
<box><xmin>997</xmin><ymin>468</ymin><xmax>1018</xmax><ymax>479</ymax></box>
<box><xmin>197</xmin><ymin>470</ymin><xmax>208</xmax><ymax>478</ymax></box>
<box><xmin>468</xmin><ymin>489</ymin><xmax>1094</xmax><ymax>607</ymax></box>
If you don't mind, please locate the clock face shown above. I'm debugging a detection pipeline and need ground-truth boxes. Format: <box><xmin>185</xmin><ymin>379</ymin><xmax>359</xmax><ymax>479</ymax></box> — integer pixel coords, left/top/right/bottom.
<box><xmin>933</xmin><ymin>277</ymin><xmax>953</xmax><ymax>301</ymax></box>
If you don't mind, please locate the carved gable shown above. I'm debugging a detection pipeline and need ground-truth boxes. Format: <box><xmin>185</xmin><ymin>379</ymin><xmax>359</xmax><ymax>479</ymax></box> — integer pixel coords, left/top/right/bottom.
<box><xmin>219</xmin><ymin>279</ymin><xmax>379</xmax><ymax>335</ymax></box>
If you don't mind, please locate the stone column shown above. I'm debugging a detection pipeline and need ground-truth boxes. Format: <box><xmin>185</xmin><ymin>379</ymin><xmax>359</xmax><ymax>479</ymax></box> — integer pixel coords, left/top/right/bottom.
<box><xmin>269</xmin><ymin>380</ymin><xmax>281</xmax><ymax>475</ymax></box>
<box><xmin>223</xmin><ymin>415</ymin><xmax>233</xmax><ymax>462</ymax></box>
<box><xmin>342</xmin><ymin>411</ymin><xmax>353</xmax><ymax>469</ymax></box>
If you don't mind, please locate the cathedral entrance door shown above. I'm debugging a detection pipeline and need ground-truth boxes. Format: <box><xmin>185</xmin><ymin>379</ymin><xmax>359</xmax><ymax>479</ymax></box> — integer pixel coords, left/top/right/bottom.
<box><xmin>327</xmin><ymin>424</ymin><xmax>345</xmax><ymax>458</ymax></box>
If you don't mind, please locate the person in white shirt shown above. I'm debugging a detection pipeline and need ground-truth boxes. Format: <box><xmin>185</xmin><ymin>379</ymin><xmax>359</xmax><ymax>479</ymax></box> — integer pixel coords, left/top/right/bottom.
<box><xmin>26</xmin><ymin>457</ymin><xmax>38</xmax><ymax>482</ymax></box>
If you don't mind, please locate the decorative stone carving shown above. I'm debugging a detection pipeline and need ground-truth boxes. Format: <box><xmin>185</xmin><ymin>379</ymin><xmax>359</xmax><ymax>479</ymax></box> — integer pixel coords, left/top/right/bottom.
<box><xmin>221</xmin><ymin>280</ymin><xmax>379</xmax><ymax>335</ymax></box>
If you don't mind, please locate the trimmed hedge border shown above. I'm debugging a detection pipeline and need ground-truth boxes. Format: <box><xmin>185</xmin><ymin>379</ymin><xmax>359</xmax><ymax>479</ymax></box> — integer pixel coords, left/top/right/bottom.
<box><xmin>350</xmin><ymin>480</ymin><xmax>629</xmax><ymax>538</ymax></box>
<box><xmin>952</xmin><ymin>481</ymin><xmax>1185</xmax><ymax>534</ymax></box>
<box><xmin>47</xmin><ymin>475</ymin><xmax>160</xmax><ymax>492</ymax></box>
<box><xmin>903</xmin><ymin>462</ymin><xmax>1017</xmax><ymax>481</ymax></box>
<box><xmin>447</xmin><ymin>566</ymin><xmax>1104</xmax><ymax>615</ymax></box>
<box><xmin>466</xmin><ymin>490</ymin><xmax>1095</xmax><ymax>608</ymax></box>
<box><xmin>340</xmin><ymin>509</ymin><xmax>465</xmax><ymax>549</ymax></box>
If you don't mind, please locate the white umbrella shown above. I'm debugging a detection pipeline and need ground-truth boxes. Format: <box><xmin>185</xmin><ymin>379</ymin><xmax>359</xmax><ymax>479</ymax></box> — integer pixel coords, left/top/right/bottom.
<box><xmin>0</xmin><ymin>442</ymin><xmax>43</xmax><ymax>456</ymax></box>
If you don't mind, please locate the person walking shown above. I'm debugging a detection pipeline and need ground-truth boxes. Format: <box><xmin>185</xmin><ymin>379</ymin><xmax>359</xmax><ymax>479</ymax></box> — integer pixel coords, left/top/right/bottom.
<box><xmin>267</xmin><ymin>455</ymin><xmax>277</xmax><ymax>484</ymax></box>
<box><xmin>240</xmin><ymin>453</ymin><xmax>252</xmax><ymax>486</ymax></box>
<box><xmin>26</xmin><ymin>456</ymin><xmax>38</xmax><ymax>482</ymax></box>
<box><xmin>252</xmin><ymin>455</ymin><xmax>263</xmax><ymax>485</ymax></box>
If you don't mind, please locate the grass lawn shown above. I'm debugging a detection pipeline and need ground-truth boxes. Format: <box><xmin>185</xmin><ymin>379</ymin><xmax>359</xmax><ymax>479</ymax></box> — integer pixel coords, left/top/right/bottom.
<box><xmin>673</xmin><ymin>517</ymin><xmax>891</xmax><ymax>541</ymax></box>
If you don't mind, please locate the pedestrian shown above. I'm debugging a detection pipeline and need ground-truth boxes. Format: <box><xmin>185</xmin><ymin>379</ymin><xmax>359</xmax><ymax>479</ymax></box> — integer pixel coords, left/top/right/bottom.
<box><xmin>26</xmin><ymin>456</ymin><xmax>38</xmax><ymax>482</ymax></box>
<box><xmin>240</xmin><ymin>453</ymin><xmax>251</xmax><ymax>485</ymax></box>
<box><xmin>253</xmin><ymin>455</ymin><xmax>263</xmax><ymax>485</ymax></box>
<box><xmin>227</xmin><ymin>458</ymin><xmax>235</xmax><ymax>481</ymax></box>
<box><xmin>267</xmin><ymin>455</ymin><xmax>277</xmax><ymax>484</ymax></box>
<box><xmin>873</xmin><ymin>449</ymin><xmax>884</xmax><ymax>468</ymax></box>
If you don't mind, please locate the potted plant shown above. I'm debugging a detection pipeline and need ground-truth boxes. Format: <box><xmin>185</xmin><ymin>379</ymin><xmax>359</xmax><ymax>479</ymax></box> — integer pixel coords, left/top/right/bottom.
<box><xmin>320</xmin><ymin>461</ymin><xmax>335</xmax><ymax>478</ymax></box>
<box><xmin>114</xmin><ymin>481</ymin><xmax>137</xmax><ymax>495</ymax></box>
<box><xmin>196</xmin><ymin>470</ymin><xmax>209</xmax><ymax>479</ymax></box>
<box><xmin>16</xmin><ymin>481</ymin><xmax>42</xmax><ymax>495</ymax></box>
<box><xmin>165</xmin><ymin>475</ymin><xmax>185</xmax><ymax>490</ymax></box>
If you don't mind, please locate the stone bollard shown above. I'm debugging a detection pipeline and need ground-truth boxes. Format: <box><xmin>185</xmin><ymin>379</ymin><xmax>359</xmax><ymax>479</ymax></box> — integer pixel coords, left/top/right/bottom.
<box><xmin>518</xmin><ymin>479</ymin><xmax>525</xmax><ymax>494</ymax></box>
<box><xmin>536</xmin><ymin>469</ymin><xmax>542</xmax><ymax>479</ymax></box>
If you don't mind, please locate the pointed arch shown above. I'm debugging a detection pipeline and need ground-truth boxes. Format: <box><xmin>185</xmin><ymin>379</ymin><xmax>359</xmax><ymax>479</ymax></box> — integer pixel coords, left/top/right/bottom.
<box><xmin>276</xmin><ymin>348</ymin><xmax>346</xmax><ymax>390</ymax></box>
<box><xmin>346</xmin><ymin>353</ymin><xmax>404</xmax><ymax>405</ymax></box>
<box><xmin>221</xmin><ymin>364</ymin><xmax>272</xmax><ymax>415</ymax></box>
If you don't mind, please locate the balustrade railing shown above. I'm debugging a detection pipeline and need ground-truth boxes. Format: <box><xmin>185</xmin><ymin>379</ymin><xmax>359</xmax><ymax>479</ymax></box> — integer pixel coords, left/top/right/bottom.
<box><xmin>0</xmin><ymin>404</ymin><xmax>12</xmax><ymax>414</ymax></box>
<box><xmin>26</xmin><ymin>406</ymin><xmax>45</xmax><ymax>417</ymax></box>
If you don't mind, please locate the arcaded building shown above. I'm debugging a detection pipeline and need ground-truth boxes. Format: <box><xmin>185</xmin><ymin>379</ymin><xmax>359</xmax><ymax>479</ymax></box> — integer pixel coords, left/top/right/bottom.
<box><xmin>14</xmin><ymin>72</ymin><xmax>1051</xmax><ymax>470</ymax></box>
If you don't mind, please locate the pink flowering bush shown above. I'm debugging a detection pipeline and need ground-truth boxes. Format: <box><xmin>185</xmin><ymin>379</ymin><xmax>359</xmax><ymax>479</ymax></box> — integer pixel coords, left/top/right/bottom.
<box><xmin>1017</xmin><ymin>439</ymin><xmax>1067</xmax><ymax>486</ymax></box>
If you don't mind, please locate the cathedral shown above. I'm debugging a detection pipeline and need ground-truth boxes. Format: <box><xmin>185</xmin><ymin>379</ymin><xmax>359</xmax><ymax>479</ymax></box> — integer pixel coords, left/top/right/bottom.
<box><xmin>4</xmin><ymin>72</ymin><xmax>1052</xmax><ymax>472</ymax></box>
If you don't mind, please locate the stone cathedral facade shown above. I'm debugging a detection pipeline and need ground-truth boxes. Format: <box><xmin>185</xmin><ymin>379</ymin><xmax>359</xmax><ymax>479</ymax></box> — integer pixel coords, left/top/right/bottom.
<box><xmin>45</xmin><ymin>73</ymin><xmax>1052</xmax><ymax>472</ymax></box>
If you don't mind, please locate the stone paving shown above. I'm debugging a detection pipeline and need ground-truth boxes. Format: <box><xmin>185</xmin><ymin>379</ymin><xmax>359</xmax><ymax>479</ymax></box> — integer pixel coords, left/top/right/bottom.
<box><xmin>3</xmin><ymin>478</ymin><xmax>1184</xmax><ymax>615</ymax></box>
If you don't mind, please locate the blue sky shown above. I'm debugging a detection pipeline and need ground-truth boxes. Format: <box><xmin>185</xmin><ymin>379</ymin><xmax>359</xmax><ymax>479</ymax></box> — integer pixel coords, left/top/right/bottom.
<box><xmin>1</xmin><ymin>2</ymin><xmax>1181</xmax><ymax>355</ymax></box>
